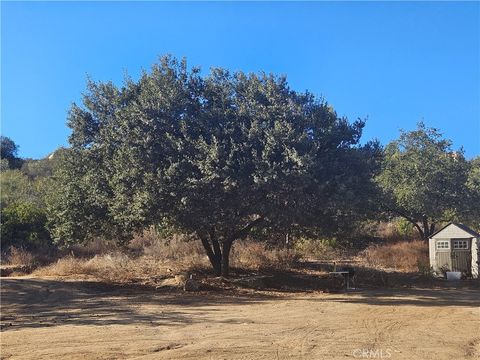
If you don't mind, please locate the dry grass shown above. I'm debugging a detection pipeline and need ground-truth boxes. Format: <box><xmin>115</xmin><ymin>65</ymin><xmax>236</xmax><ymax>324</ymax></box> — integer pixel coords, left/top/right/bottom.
<box><xmin>69</xmin><ymin>238</ymin><xmax>120</xmax><ymax>258</ymax></box>
<box><xmin>6</xmin><ymin>247</ymin><xmax>35</xmax><ymax>266</ymax></box>
<box><xmin>15</xmin><ymin>232</ymin><xmax>433</xmax><ymax>290</ymax></box>
<box><xmin>292</xmin><ymin>238</ymin><xmax>340</xmax><ymax>260</ymax></box>
<box><xmin>141</xmin><ymin>233</ymin><xmax>206</xmax><ymax>269</ymax></box>
<box><xmin>231</xmin><ymin>241</ymin><xmax>299</xmax><ymax>271</ymax></box>
<box><xmin>360</xmin><ymin>240</ymin><xmax>429</xmax><ymax>272</ymax></box>
<box><xmin>33</xmin><ymin>253</ymin><xmax>173</xmax><ymax>283</ymax></box>
<box><xmin>33</xmin><ymin>234</ymin><xmax>302</xmax><ymax>282</ymax></box>
<box><xmin>34</xmin><ymin>232</ymin><xmax>210</xmax><ymax>283</ymax></box>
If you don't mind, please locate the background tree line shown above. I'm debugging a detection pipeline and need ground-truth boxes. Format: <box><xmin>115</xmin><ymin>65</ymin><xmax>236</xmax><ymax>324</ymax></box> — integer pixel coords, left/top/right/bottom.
<box><xmin>1</xmin><ymin>56</ymin><xmax>479</xmax><ymax>276</ymax></box>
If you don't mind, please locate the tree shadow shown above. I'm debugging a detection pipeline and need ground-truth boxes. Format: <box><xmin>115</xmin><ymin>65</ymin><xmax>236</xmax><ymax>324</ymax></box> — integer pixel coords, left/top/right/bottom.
<box><xmin>313</xmin><ymin>287</ymin><xmax>480</xmax><ymax>307</ymax></box>
<box><xmin>2</xmin><ymin>273</ymin><xmax>478</xmax><ymax>332</ymax></box>
<box><xmin>0</xmin><ymin>278</ymin><xmax>278</xmax><ymax>331</ymax></box>
<box><xmin>301</xmin><ymin>259</ymin><xmax>480</xmax><ymax>290</ymax></box>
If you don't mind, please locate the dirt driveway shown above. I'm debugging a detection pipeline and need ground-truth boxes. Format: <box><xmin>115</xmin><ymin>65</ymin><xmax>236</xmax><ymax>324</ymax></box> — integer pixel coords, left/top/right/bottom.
<box><xmin>1</xmin><ymin>277</ymin><xmax>479</xmax><ymax>360</ymax></box>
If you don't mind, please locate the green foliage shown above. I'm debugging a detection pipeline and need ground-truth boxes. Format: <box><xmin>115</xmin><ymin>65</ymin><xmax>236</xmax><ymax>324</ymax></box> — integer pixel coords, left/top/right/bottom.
<box><xmin>49</xmin><ymin>55</ymin><xmax>380</xmax><ymax>275</ymax></box>
<box><xmin>377</xmin><ymin>122</ymin><xmax>475</xmax><ymax>239</ymax></box>
<box><xmin>1</xmin><ymin>170</ymin><xmax>39</xmax><ymax>207</ymax></box>
<box><xmin>21</xmin><ymin>151</ymin><xmax>65</xmax><ymax>179</ymax></box>
<box><xmin>417</xmin><ymin>260</ymin><xmax>434</xmax><ymax>277</ymax></box>
<box><xmin>1</xmin><ymin>136</ymin><xmax>23</xmax><ymax>169</ymax></box>
<box><xmin>1</xmin><ymin>201</ymin><xmax>51</xmax><ymax>249</ymax></box>
<box><xmin>394</xmin><ymin>217</ymin><xmax>414</xmax><ymax>238</ymax></box>
<box><xmin>463</xmin><ymin>156</ymin><xmax>480</xmax><ymax>229</ymax></box>
<box><xmin>1</xmin><ymin>136</ymin><xmax>18</xmax><ymax>159</ymax></box>
<box><xmin>1</xmin><ymin>158</ymin><xmax>9</xmax><ymax>171</ymax></box>
<box><xmin>0</xmin><ymin>169</ymin><xmax>55</xmax><ymax>208</ymax></box>
<box><xmin>467</xmin><ymin>157</ymin><xmax>480</xmax><ymax>192</ymax></box>
<box><xmin>1</xmin><ymin>150</ymin><xmax>63</xmax><ymax>250</ymax></box>
<box><xmin>293</xmin><ymin>237</ymin><xmax>338</xmax><ymax>260</ymax></box>
<box><xmin>47</xmin><ymin>148</ymin><xmax>117</xmax><ymax>246</ymax></box>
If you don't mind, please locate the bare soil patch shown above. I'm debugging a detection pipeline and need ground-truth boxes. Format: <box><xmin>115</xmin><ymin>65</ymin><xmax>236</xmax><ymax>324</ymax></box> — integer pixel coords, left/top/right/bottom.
<box><xmin>1</xmin><ymin>276</ymin><xmax>479</xmax><ymax>360</ymax></box>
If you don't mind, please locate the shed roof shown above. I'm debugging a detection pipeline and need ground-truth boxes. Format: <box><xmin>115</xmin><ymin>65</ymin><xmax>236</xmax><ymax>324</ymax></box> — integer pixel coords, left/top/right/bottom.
<box><xmin>430</xmin><ymin>223</ymin><xmax>480</xmax><ymax>239</ymax></box>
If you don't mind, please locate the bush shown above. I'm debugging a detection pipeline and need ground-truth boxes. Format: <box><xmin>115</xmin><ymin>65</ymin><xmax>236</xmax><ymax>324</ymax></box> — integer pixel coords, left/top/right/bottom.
<box><xmin>1</xmin><ymin>201</ymin><xmax>51</xmax><ymax>249</ymax></box>
<box><xmin>293</xmin><ymin>237</ymin><xmax>338</xmax><ymax>260</ymax></box>
<box><xmin>0</xmin><ymin>170</ymin><xmax>38</xmax><ymax>206</ymax></box>
<box><xmin>232</xmin><ymin>241</ymin><xmax>299</xmax><ymax>271</ymax></box>
<box><xmin>69</xmin><ymin>238</ymin><xmax>120</xmax><ymax>258</ymax></box>
<box><xmin>34</xmin><ymin>253</ymin><xmax>137</xmax><ymax>282</ymax></box>
<box><xmin>141</xmin><ymin>233</ymin><xmax>201</xmax><ymax>258</ymax></box>
<box><xmin>361</xmin><ymin>240</ymin><xmax>429</xmax><ymax>272</ymax></box>
<box><xmin>417</xmin><ymin>260</ymin><xmax>434</xmax><ymax>277</ymax></box>
<box><xmin>6</xmin><ymin>246</ymin><xmax>35</xmax><ymax>266</ymax></box>
<box><xmin>394</xmin><ymin>218</ymin><xmax>414</xmax><ymax>238</ymax></box>
<box><xmin>34</xmin><ymin>251</ymin><xmax>201</xmax><ymax>284</ymax></box>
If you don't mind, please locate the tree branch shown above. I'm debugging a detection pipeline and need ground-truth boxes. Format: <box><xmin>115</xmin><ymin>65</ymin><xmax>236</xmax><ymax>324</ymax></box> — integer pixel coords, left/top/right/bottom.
<box><xmin>228</xmin><ymin>216</ymin><xmax>264</xmax><ymax>243</ymax></box>
<box><xmin>381</xmin><ymin>204</ymin><xmax>425</xmax><ymax>239</ymax></box>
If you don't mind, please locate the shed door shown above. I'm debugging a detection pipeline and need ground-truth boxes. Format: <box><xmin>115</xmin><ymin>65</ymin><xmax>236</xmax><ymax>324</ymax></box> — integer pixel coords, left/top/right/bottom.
<box><xmin>435</xmin><ymin>239</ymin><xmax>452</xmax><ymax>271</ymax></box>
<box><xmin>451</xmin><ymin>239</ymin><xmax>472</xmax><ymax>274</ymax></box>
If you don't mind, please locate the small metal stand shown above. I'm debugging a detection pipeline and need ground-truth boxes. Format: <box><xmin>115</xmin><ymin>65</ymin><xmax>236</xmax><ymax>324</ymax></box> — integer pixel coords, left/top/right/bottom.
<box><xmin>329</xmin><ymin>271</ymin><xmax>351</xmax><ymax>290</ymax></box>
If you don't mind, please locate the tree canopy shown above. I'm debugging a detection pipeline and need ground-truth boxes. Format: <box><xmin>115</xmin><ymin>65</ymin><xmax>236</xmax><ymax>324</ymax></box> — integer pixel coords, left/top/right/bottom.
<box><xmin>1</xmin><ymin>136</ymin><xmax>23</xmax><ymax>169</ymax></box>
<box><xmin>49</xmin><ymin>56</ymin><xmax>380</xmax><ymax>276</ymax></box>
<box><xmin>3</xmin><ymin>58</ymin><xmax>478</xmax><ymax>274</ymax></box>
<box><xmin>0</xmin><ymin>156</ymin><xmax>58</xmax><ymax>249</ymax></box>
<box><xmin>377</xmin><ymin>123</ymin><xmax>477</xmax><ymax>239</ymax></box>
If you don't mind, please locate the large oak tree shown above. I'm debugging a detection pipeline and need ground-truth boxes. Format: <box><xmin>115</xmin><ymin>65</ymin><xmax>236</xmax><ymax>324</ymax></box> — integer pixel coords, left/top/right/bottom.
<box><xmin>50</xmin><ymin>56</ymin><xmax>379</xmax><ymax>276</ymax></box>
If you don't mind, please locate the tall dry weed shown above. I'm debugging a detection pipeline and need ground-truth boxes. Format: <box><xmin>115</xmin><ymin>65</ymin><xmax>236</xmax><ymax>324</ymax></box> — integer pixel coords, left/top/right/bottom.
<box><xmin>232</xmin><ymin>241</ymin><xmax>299</xmax><ymax>271</ymax></box>
<box><xmin>6</xmin><ymin>247</ymin><xmax>35</xmax><ymax>266</ymax></box>
<box><xmin>361</xmin><ymin>240</ymin><xmax>429</xmax><ymax>272</ymax></box>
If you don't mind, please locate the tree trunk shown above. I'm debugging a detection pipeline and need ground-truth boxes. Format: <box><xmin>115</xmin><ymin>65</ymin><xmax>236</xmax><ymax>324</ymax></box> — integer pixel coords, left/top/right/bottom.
<box><xmin>421</xmin><ymin>216</ymin><xmax>435</xmax><ymax>241</ymax></box>
<box><xmin>199</xmin><ymin>236</ymin><xmax>221</xmax><ymax>276</ymax></box>
<box><xmin>199</xmin><ymin>218</ymin><xmax>263</xmax><ymax>278</ymax></box>
<box><xmin>411</xmin><ymin>221</ymin><xmax>425</xmax><ymax>240</ymax></box>
<box><xmin>200</xmin><ymin>238</ymin><xmax>233</xmax><ymax>277</ymax></box>
<box><xmin>199</xmin><ymin>234</ymin><xmax>233</xmax><ymax>277</ymax></box>
<box><xmin>221</xmin><ymin>241</ymin><xmax>232</xmax><ymax>277</ymax></box>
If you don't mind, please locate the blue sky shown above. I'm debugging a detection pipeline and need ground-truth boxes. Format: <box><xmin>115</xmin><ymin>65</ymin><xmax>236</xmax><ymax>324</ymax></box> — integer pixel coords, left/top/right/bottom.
<box><xmin>2</xmin><ymin>1</ymin><xmax>479</xmax><ymax>159</ymax></box>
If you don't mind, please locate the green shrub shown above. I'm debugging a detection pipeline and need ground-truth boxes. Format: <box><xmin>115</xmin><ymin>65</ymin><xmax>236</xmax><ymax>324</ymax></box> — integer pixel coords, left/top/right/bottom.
<box><xmin>417</xmin><ymin>260</ymin><xmax>434</xmax><ymax>277</ymax></box>
<box><xmin>1</xmin><ymin>201</ymin><xmax>51</xmax><ymax>249</ymax></box>
<box><xmin>395</xmin><ymin>218</ymin><xmax>414</xmax><ymax>238</ymax></box>
<box><xmin>0</xmin><ymin>170</ymin><xmax>37</xmax><ymax>207</ymax></box>
<box><xmin>293</xmin><ymin>237</ymin><xmax>338</xmax><ymax>260</ymax></box>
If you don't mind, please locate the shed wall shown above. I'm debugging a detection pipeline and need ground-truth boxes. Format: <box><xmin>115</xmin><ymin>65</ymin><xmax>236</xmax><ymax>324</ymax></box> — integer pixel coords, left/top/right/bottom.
<box><xmin>429</xmin><ymin>236</ymin><xmax>479</xmax><ymax>278</ymax></box>
<box><xmin>472</xmin><ymin>238</ymin><xmax>479</xmax><ymax>278</ymax></box>
<box><xmin>429</xmin><ymin>238</ymin><xmax>437</xmax><ymax>271</ymax></box>
<box><xmin>431</xmin><ymin>225</ymin><xmax>475</xmax><ymax>239</ymax></box>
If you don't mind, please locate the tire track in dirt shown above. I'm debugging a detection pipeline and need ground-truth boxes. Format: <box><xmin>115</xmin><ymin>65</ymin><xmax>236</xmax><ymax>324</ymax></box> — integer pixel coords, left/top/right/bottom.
<box><xmin>2</xmin><ymin>279</ymin><xmax>479</xmax><ymax>360</ymax></box>
<box><xmin>465</xmin><ymin>337</ymin><xmax>480</xmax><ymax>358</ymax></box>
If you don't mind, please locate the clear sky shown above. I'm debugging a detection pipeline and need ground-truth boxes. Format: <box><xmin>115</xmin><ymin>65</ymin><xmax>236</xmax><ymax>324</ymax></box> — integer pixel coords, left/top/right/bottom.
<box><xmin>2</xmin><ymin>1</ymin><xmax>479</xmax><ymax>159</ymax></box>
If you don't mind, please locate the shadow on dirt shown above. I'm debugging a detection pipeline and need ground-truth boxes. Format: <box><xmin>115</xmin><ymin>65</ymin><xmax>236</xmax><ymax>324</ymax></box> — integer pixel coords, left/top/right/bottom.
<box><xmin>0</xmin><ymin>278</ymin><xmax>277</xmax><ymax>331</ymax></box>
<box><xmin>313</xmin><ymin>287</ymin><xmax>480</xmax><ymax>307</ymax></box>
<box><xmin>2</xmin><ymin>266</ymin><xmax>479</xmax><ymax>331</ymax></box>
<box><xmin>300</xmin><ymin>260</ymin><xmax>480</xmax><ymax>290</ymax></box>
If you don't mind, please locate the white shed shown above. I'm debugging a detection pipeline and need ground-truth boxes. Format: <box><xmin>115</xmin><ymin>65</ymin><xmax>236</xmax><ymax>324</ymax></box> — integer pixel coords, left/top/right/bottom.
<box><xmin>429</xmin><ymin>223</ymin><xmax>479</xmax><ymax>278</ymax></box>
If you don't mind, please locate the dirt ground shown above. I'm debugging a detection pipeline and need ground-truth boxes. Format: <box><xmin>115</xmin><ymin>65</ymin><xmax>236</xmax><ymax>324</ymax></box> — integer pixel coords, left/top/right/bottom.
<box><xmin>1</xmin><ymin>277</ymin><xmax>479</xmax><ymax>360</ymax></box>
